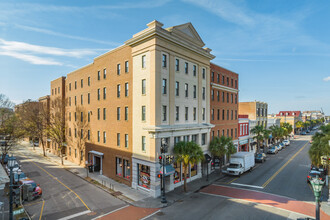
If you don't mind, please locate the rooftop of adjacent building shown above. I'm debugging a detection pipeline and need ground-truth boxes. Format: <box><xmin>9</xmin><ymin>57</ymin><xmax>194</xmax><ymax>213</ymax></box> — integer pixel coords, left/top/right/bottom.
<box><xmin>276</xmin><ymin>111</ymin><xmax>301</xmax><ymax>117</ymax></box>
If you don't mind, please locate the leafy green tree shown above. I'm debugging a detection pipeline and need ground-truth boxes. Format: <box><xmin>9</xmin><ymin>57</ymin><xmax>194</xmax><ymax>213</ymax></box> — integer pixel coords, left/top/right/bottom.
<box><xmin>173</xmin><ymin>141</ymin><xmax>204</xmax><ymax>192</ymax></box>
<box><xmin>281</xmin><ymin>122</ymin><xmax>293</xmax><ymax>138</ymax></box>
<box><xmin>47</xmin><ymin>97</ymin><xmax>66</xmax><ymax>165</ymax></box>
<box><xmin>251</xmin><ymin>125</ymin><xmax>264</xmax><ymax>153</ymax></box>
<box><xmin>309</xmin><ymin>124</ymin><xmax>330</xmax><ymax>166</ymax></box>
<box><xmin>296</xmin><ymin>121</ymin><xmax>304</xmax><ymax>133</ymax></box>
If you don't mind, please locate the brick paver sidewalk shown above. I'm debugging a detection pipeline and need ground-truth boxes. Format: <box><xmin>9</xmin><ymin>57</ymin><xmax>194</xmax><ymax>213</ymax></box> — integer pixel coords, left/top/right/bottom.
<box><xmin>201</xmin><ymin>184</ymin><xmax>330</xmax><ymax>219</ymax></box>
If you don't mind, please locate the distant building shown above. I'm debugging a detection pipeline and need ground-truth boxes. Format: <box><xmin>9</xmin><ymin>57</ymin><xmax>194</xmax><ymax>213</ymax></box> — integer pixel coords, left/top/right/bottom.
<box><xmin>239</xmin><ymin>101</ymin><xmax>268</xmax><ymax>128</ymax></box>
<box><xmin>302</xmin><ymin>110</ymin><xmax>324</xmax><ymax>122</ymax></box>
<box><xmin>238</xmin><ymin>115</ymin><xmax>250</xmax><ymax>152</ymax></box>
<box><xmin>268</xmin><ymin>111</ymin><xmax>302</xmax><ymax>134</ymax></box>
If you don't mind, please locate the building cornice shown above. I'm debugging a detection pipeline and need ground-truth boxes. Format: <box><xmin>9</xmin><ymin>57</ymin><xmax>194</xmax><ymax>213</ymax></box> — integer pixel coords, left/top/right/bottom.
<box><xmin>210</xmin><ymin>83</ymin><xmax>238</xmax><ymax>93</ymax></box>
<box><xmin>125</xmin><ymin>25</ymin><xmax>215</xmax><ymax>60</ymax></box>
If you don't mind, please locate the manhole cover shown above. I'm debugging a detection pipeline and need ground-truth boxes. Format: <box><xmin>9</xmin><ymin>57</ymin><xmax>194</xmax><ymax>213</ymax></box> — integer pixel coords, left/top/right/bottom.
<box><xmin>156</xmin><ymin>211</ymin><xmax>165</xmax><ymax>216</ymax></box>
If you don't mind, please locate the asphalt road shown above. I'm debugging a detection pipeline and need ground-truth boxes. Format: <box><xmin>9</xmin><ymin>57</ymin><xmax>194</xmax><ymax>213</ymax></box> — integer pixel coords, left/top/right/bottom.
<box><xmin>14</xmin><ymin>144</ymin><xmax>127</xmax><ymax>220</ymax></box>
<box><xmin>146</xmin><ymin>133</ymin><xmax>327</xmax><ymax>219</ymax></box>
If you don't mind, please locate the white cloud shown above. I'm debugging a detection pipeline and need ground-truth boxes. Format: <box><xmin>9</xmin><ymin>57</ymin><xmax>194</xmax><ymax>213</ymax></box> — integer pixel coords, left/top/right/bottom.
<box><xmin>182</xmin><ymin>0</ymin><xmax>255</xmax><ymax>26</ymax></box>
<box><xmin>0</xmin><ymin>50</ymin><xmax>62</xmax><ymax>65</ymax></box>
<box><xmin>0</xmin><ymin>38</ymin><xmax>104</xmax><ymax>65</ymax></box>
<box><xmin>14</xmin><ymin>24</ymin><xmax>120</xmax><ymax>46</ymax></box>
<box><xmin>323</xmin><ymin>76</ymin><xmax>330</xmax><ymax>82</ymax></box>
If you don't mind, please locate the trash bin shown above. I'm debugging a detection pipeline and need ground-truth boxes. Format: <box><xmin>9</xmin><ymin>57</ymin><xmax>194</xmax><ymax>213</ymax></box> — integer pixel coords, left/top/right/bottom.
<box><xmin>88</xmin><ymin>165</ymin><xmax>94</xmax><ymax>173</ymax></box>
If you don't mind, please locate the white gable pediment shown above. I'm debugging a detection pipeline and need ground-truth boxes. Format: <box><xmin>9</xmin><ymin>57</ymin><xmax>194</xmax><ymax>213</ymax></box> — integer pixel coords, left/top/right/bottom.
<box><xmin>166</xmin><ymin>22</ymin><xmax>205</xmax><ymax>47</ymax></box>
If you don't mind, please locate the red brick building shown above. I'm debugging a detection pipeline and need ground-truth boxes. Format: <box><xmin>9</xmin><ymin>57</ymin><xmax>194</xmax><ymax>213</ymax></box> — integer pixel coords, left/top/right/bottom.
<box><xmin>210</xmin><ymin>63</ymin><xmax>239</xmax><ymax>146</ymax></box>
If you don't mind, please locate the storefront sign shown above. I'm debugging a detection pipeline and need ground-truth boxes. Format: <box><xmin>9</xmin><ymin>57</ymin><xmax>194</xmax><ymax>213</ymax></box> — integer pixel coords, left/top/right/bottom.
<box><xmin>239</xmin><ymin>139</ymin><xmax>249</xmax><ymax>145</ymax></box>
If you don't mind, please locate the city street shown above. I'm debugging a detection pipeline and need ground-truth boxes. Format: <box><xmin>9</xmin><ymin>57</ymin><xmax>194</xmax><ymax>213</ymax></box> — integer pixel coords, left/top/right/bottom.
<box><xmin>11</xmin><ymin>134</ymin><xmax>330</xmax><ymax>220</ymax></box>
<box><xmin>14</xmin><ymin>144</ymin><xmax>127</xmax><ymax>219</ymax></box>
<box><xmin>141</xmin><ymin>135</ymin><xmax>330</xmax><ymax>220</ymax></box>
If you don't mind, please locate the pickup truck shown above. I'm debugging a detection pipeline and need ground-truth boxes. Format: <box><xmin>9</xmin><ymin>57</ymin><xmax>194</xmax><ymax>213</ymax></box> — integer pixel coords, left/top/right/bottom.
<box><xmin>224</xmin><ymin>152</ymin><xmax>255</xmax><ymax>176</ymax></box>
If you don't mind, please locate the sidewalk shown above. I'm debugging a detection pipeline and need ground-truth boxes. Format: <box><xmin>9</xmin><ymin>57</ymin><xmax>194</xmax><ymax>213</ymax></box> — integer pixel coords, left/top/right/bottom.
<box><xmin>21</xmin><ymin>142</ymin><xmax>224</xmax><ymax>208</ymax></box>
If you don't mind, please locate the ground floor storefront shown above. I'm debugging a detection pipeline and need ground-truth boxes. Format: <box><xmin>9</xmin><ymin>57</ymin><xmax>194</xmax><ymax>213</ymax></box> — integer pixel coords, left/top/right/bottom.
<box><xmin>85</xmin><ymin>143</ymin><xmax>132</xmax><ymax>187</ymax></box>
<box><xmin>131</xmin><ymin>156</ymin><xmax>204</xmax><ymax>198</ymax></box>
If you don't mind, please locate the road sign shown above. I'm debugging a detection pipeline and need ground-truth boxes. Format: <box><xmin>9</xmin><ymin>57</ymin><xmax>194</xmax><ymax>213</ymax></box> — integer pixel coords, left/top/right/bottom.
<box><xmin>13</xmin><ymin>208</ymin><xmax>24</xmax><ymax>215</ymax></box>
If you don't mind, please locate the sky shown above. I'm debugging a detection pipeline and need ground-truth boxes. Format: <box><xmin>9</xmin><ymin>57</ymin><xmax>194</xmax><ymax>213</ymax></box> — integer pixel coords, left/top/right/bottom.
<box><xmin>0</xmin><ymin>0</ymin><xmax>329</xmax><ymax>115</ymax></box>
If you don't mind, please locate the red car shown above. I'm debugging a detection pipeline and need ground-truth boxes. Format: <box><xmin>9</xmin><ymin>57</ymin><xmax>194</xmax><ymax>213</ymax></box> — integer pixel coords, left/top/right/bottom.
<box><xmin>19</xmin><ymin>179</ymin><xmax>42</xmax><ymax>198</ymax></box>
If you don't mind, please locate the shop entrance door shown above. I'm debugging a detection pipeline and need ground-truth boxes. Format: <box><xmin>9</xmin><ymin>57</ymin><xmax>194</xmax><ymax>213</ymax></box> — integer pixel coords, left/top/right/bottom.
<box><xmin>94</xmin><ymin>156</ymin><xmax>101</xmax><ymax>172</ymax></box>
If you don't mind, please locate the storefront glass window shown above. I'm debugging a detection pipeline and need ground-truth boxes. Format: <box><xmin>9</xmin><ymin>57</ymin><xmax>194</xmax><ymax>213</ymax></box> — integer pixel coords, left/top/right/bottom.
<box><xmin>123</xmin><ymin>159</ymin><xmax>130</xmax><ymax>179</ymax></box>
<box><xmin>138</xmin><ymin>164</ymin><xmax>150</xmax><ymax>189</ymax></box>
<box><xmin>191</xmin><ymin>163</ymin><xmax>197</xmax><ymax>177</ymax></box>
<box><xmin>173</xmin><ymin>162</ymin><xmax>181</xmax><ymax>184</ymax></box>
<box><xmin>116</xmin><ymin>157</ymin><xmax>122</xmax><ymax>176</ymax></box>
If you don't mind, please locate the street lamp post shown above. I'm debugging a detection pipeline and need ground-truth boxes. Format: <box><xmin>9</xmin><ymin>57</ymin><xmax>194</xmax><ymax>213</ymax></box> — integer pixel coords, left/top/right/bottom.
<box><xmin>310</xmin><ymin>176</ymin><xmax>324</xmax><ymax>220</ymax></box>
<box><xmin>7</xmin><ymin>156</ymin><xmax>17</xmax><ymax>220</ymax></box>
<box><xmin>160</xmin><ymin>138</ymin><xmax>167</xmax><ymax>204</ymax></box>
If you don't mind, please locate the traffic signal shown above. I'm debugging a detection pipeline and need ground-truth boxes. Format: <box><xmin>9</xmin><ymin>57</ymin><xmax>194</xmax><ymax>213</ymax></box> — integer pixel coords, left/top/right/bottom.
<box><xmin>157</xmin><ymin>173</ymin><xmax>162</xmax><ymax>178</ymax></box>
<box><xmin>159</xmin><ymin>155</ymin><xmax>163</xmax><ymax>164</ymax></box>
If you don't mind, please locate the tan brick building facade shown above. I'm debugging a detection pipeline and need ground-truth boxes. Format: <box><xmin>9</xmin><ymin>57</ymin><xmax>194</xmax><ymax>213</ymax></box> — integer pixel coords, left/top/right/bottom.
<box><xmin>44</xmin><ymin>20</ymin><xmax>218</xmax><ymax>197</ymax></box>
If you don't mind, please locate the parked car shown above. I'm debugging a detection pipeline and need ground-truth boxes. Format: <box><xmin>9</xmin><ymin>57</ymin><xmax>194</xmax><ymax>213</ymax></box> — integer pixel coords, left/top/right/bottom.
<box><xmin>306</xmin><ymin>130</ymin><xmax>310</xmax><ymax>133</ymax></box>
<box><xmin>307</xmin><ymin>170</ymin><xmax>325</xmax><ymax>183</ymax></box>
<box><xmin>255</xmin><ymin>153</ymin><xmax>266</xmax><ymax>163</ymax></box>
<box><xmin>311</xmin><ymin>165</ymin><xmax>327</xmax><ymax>176</ymax></box>
<box><xmin>283</xmin><ymin>140</ymin><xmax>290</xmax><ymax>146</ymax></box>
<box><xmin>276</xmin><ymin>144</ymin><xmax>283</xmax><ymax>151</ymax></box>
<box><xmin>279</xmin><ymin>142</ymin><xmax>285</xmax><ymax>149</ymax></box>
<box><xmin>301</xmin><ymin>131</ymin><xmax>307</xmax><ymax>135</ymax></box>
<box><xmin>17</xmin><ymin>179</ymin><xmax>42</xmax><ymax>199</ymax></box>
<box><xmin>267</xmin><ymin>146</ymin><xmax>278</xmax><ymax>154</ymax></box>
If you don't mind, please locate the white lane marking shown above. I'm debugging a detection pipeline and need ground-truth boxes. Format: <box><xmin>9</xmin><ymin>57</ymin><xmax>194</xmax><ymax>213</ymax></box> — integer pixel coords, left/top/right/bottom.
<box><xmin>199</xmin><ymin>192</ymin><xmax>314</xmax><ymax>219</ymax></box>
<box><xmin>58</xmin><ymin>210</ymin><xmax>91</xmax><ymax>220</ymax></box>
<box><xmin>92</xmin><ymin>205</ymin><xmax>130</xmax><ymax>220</ymax></box>
<box><xmin>140</xmin><ymin>210</ymin><xmax>161</xmax><ymax>220</ymax></box>
<box><xmin>230</xmin><ymin>183</ymin><xmax>264</xmax><ymax>189</ymax></box>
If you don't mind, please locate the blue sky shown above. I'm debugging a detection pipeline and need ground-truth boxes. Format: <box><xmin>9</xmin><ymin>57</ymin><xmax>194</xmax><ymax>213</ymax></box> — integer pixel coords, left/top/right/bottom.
<box><xmin>0</xmin><ymin>0</ymin><xmax>329</xmax><ymax>114</ymax></box>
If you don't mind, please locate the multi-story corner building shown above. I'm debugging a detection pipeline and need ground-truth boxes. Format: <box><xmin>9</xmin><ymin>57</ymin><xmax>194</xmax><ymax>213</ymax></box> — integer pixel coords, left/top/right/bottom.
<box><xmin>238</xmin><ymin>115</ymin><xmax>249</xmax><ymax>152</ymax></box>
<box><xmin>46</xmin><ymin>20</ymin><xmax>215</xmax><ymax>198</ymax></box>
<box><xmin>268</xmin><ymin>111</ymin><xmax>302</xmax><ymax>134</ymax></box>
<box><xmin>209</xmin><ymin>63</ymin><xmax>239</xmax><ymax>156</ymax></box>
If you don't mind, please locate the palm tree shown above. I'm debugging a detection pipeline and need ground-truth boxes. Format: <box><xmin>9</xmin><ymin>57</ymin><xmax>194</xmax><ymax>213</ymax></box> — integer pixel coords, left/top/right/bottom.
<box><xmin>173</xmin><ymin>141</ymin><xmax>204</xmax><ymax>192</ymax></box>
<box><xmin>209</xmin><ymin>136</ymin><xmax>236</xmax><ymax>174</ymax></box>
<box><xmin>226</xmin><ymin>137</ymin><xmax>237</xmax><ymax>160</ymax></box>
<box><xmin>263</xmin><ymin>129</ymin><xmax>271</xmax><ymax>151</ymax></box>
<box><xmin>251</xmin><ymin>125</ymin><xmax>264</xmax><ymax>153</ymax></box>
